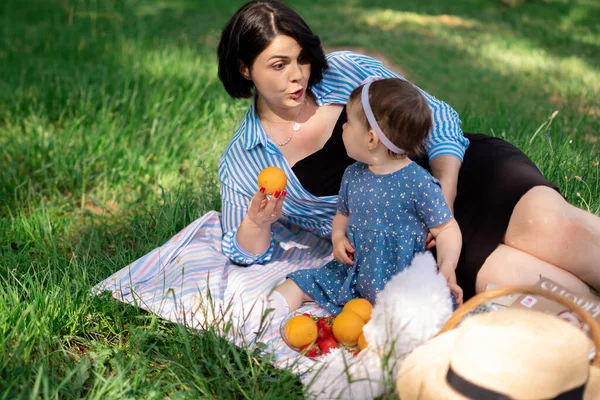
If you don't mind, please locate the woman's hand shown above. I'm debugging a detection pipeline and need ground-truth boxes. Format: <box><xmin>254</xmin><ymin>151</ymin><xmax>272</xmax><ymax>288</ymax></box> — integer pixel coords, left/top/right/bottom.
<box><xmin>246</xmin><ymin>187</ymin><xmax>287</xmax><ymax>229</ymax></box>
<box><xmin>236</xmin><ymin>187</ymin><xmax>287</xmax><ymax>256</ymax></box>
<box><xmin>332</xmin><ymin>237</ymin><xmax>355</xmax><ymax>265</ymax></box>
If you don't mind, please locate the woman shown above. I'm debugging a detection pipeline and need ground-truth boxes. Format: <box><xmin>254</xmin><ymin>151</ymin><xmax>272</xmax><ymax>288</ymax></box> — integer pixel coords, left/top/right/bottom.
<box><xmin>216</xmin><ymin>0</ymin><xmax>600</xmax><ymax>301</ymax></box>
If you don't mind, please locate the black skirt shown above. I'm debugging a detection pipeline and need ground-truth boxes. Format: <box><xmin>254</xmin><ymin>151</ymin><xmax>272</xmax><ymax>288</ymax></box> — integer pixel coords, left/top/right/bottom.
<box><xmin>414</xmin><ymin>133</ymin><xmax>560</xmax><ymax>300</ymax></box>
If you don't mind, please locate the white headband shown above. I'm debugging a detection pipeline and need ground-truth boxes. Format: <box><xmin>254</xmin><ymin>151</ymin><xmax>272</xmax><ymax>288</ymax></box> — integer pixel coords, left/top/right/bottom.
<box><xmin>360</xmin><ymin>76</ymin><xmax>406</xmax><ymax>155</ymax></box>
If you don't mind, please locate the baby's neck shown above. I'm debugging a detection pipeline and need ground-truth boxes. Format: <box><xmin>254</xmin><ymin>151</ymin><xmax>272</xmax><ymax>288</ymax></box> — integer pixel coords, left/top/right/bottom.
<box><xmin>368</xmin><ymin>156</ymin><xmax>412</xmax><ymax>175</ymax></box>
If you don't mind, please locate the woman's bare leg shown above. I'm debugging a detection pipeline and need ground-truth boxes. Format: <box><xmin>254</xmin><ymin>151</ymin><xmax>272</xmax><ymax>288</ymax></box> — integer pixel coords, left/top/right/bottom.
<box><xmin>475</xmin><ymin>244</ymin><xmax>590</xmax><ymax>294</ymax></box>
<box><xmin>499</xmin><ymin>186</ymin><xmax>600</xmax><ymax>289</ymax></box>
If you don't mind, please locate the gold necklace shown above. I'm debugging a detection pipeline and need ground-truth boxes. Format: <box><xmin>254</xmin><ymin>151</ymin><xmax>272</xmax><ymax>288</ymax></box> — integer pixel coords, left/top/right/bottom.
<box><xmin>265</xmin><ymin>97</ymin><xmax>308</xmax><ymax>147</ymax></box>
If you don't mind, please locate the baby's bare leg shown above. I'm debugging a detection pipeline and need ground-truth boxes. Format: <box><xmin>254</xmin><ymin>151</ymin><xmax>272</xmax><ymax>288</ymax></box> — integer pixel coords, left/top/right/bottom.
<box><xmin>273</xmin><ymin>279</ymin><xmax>313</xmax><ymax>312</ymax></box>
<box><xmin>240</xmin><ymin>280</ymin><xmax>314</xmax><ymax>331</ymax></box>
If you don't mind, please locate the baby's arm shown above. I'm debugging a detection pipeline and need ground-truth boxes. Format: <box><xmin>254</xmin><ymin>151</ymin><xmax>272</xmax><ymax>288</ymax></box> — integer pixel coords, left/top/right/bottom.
<box><xmin>331</xmin><ymin>212</ymin><xmax>355</xmax><ymax>265</ymax></box>
<box><xmin>430</xmin><ymin>218</ymin><xmax>463</xmax><ymax>304</ymax></box>
<box><xmin>429</xmin><ymin>218</ymin><xmax>461</xmax><ymax>274</ymax></box>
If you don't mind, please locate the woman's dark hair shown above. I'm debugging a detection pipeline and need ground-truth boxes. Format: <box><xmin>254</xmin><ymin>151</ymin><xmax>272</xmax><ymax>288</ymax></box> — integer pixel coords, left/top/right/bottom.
<box><xmin>217</xmin><ymin>0</ymin><xmax>328</xmax><ymax>98</ymax></box>
<box><xmin>348</xmin><ymin>78</ymin><xmax>432</xmax><ymax>158</ymax></box>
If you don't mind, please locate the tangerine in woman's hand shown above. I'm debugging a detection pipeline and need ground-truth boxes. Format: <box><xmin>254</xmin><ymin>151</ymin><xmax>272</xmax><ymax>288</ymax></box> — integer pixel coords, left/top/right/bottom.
<box><xmin>257</xmin><ymin>166</ymin><xmax>287</xmax><ymax>195</ymax></box>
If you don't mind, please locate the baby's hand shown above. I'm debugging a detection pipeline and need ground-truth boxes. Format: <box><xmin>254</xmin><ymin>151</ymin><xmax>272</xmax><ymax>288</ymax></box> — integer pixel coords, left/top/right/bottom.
<box><xmin>447</xmin><ymin>281</ymin><xmax>463</xmax><ymax>307</ymax></box>
<box><xmin>439</xmin><ymin>266</ymin><xmax>463</xmax><ymax>307</ymax></box>
<box><xmin>332</xmin><ymin>237</ymin><xmax>355</xmax><ymax>265</ymax></box>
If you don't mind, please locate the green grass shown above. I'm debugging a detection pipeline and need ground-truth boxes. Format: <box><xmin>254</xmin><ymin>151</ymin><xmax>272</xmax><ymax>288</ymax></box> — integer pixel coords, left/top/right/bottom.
<box><xmin>0</xmin><ymin>0</ymin><xmax>598</xmax><ymax>398</ymax></box>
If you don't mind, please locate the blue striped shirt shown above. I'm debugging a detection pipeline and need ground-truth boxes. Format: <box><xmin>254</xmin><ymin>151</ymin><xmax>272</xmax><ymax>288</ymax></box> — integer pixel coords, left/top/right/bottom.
<box><xmin>218</xmin><ymin>51</ymin><xmax>469</xmax><ymax>265</ymax></box>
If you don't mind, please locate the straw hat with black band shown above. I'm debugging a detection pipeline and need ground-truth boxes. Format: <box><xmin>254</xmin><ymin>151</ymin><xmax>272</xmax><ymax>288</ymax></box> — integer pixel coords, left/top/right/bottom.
<box><xmin>396</xmin><ymin>285</ymin><xmax>600</xmax><ymax>400</ymax></box>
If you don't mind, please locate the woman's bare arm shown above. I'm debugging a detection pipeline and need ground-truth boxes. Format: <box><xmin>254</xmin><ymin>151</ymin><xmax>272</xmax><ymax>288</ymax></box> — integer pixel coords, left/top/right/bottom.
<box><xmin>429</xmin><ymin>155</ymin><xmax>462</xmax><ymax>212</ymax></box>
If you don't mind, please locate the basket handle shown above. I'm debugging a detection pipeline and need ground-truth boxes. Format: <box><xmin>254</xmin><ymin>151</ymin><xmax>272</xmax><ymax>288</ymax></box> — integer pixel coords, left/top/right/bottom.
<box><xmin>438</xmin><ymin>285</ymin><xmax>600</xmax><ymax>367</ymax></box>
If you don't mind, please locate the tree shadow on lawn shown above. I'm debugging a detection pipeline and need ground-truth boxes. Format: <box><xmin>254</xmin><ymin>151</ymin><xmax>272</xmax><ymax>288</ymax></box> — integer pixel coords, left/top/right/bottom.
<box><xmin>0</xmin><ymin>0</ymin><xmax>237</xmax><ymax>214</ymax></box>
<box><xmin>349</xmin><ymin>0</ymin><xmax>600</xmax><ymax>69</ymax></box>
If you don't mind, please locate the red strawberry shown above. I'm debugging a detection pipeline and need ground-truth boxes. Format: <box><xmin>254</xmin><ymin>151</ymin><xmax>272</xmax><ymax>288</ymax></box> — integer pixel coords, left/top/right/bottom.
<box><xmin>316</xmin><ymin>317</ymin><xmax>329</xmax><ymax>329</ymax></box>
<box><xmin>303</xmin><ymin>313</ymin><xmax>312</xmax><ymax>318</ymax></box>
<box><xmin>317</xmin><ymin>317</ymin><xmax>334</xmax><ymax>335</ymax></box>
<box><xmin>317</xmin><ymin>328</ymin><xmax>326</xmax><ymax>340</ymax></box>
<box><xmin>317</xmin><ymin>326</ymin><xmax>334</xmax><ymax>340</ymax></box>
<box><xmin>317</xmin><ymin>336</ymin><xmax>338</xmax><ymax>355</ymax></box>
<box><xmin>306</xmin><ymin>346</ymin><xmax>320</xmax><ymax>358</ymax></box>
<box><xmin>301</xmin><ymin>343</ymin><xmax>321</xmax><ymax>358</ymax></box>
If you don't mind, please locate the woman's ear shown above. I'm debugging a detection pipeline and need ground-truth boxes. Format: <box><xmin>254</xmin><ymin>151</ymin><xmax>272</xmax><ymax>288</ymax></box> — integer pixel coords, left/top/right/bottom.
<box><xmin>367</xmin><ymin>129</ymin><xmax>379</xmax><ymax>151</ymax></box>
<box><xmin>239</xmin><ymin>62</ymin><xmax>251</xmax><ymax>81</ymax></box>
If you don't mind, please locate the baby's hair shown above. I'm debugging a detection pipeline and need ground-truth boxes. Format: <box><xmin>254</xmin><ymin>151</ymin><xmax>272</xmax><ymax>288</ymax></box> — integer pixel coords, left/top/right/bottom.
<box><xmin>348</xmin><ymin>78</ymin><xmax>432</xmax><ymax>158</ymax></box>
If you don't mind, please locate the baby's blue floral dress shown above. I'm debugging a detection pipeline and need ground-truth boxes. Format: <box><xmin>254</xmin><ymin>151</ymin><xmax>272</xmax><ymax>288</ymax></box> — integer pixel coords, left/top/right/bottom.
<box><xmin>288</xmin><ymin>162</ymin><xmax>453</xmax><ymax>315</ymax></box>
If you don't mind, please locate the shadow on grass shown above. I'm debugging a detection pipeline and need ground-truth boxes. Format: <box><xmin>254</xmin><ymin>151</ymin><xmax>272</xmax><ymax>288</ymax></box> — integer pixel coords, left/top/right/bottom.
<box><xmin>0</xmin><ymin>0</ymin><xmax>236</xmax><ymax>213</ymax></box>
<box><xmin>350</xmin><ymin>0</ymin><xmax>600</xmax><ymax>67</ymax></box>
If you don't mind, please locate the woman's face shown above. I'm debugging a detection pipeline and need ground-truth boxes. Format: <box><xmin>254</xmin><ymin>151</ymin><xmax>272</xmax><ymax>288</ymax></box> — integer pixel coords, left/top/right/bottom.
<box><xmin>241</xmin><ymin>35</ymin><xmax>311</xmax><ymax>111</ymax></box>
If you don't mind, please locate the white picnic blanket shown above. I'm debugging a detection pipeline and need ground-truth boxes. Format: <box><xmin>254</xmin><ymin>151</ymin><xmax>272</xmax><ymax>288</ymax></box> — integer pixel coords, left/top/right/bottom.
<box><xmin>92</xmin><ymin>211</ymin><xmax>334</xmax><ymax>373</ymax></box>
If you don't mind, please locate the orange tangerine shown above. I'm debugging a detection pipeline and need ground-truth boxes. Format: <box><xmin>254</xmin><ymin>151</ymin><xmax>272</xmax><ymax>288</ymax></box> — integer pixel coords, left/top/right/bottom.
<box><xmin>257</xmin><ymin>166</ymin><xmax>287</xmax><ymax>195</ymax></box>
<box><xmin>332</xmin><ymin>311</ymin><xmax>365</xmax><ymax>345</ymax></box>
<box><xmin>357</xmin><ymin>333</ymin><xmax>368</xmax><ymax>351</ymax></box>
<box><xmin>284</xmin><ymin>315</ymin><xmax>318</xmax><ymax>348</ymax></box>
<box><xmin>342</xmin><ymin>298</ymin><xmax>373</xmax><ymax>323</ymax></box>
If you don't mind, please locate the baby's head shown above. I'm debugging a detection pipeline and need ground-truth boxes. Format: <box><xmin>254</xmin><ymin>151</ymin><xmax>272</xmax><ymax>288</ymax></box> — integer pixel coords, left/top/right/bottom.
<box><xmin>346</xmin><ymin>78</ymin><xmax>432</xmax><ymax>159</ymax></box>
